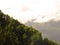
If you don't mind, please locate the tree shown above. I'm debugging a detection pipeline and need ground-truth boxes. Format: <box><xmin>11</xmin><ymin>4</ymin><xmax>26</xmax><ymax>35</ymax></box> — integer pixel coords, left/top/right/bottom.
<box><xmin>0</xmin><ymin>10</ymin><xmax>58</xmax><ymax>45</ymax></box>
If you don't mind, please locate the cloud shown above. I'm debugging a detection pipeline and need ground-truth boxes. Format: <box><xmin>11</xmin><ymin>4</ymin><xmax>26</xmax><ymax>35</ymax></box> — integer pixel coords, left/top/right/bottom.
<box><xmin>25</xmin><ymin>20</ymin><xmax>60</xmax><ymax>42</ymax></box>
<box><xmin>0</xmin><ymin>0</ymin><xmax>60</xmax><ymax>24</ymax></box>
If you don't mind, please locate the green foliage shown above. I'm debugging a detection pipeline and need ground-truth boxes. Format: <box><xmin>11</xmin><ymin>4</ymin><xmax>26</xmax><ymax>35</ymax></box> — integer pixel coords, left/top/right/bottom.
<box><xmin>43</xmin><ymin>38</ymin><xmax>57</xmax><ymax>45</ymax></box>
<box><xmin>0</xmin><ymin>10</ymin><xmax>58</xmax><ymax>45</ymax></box>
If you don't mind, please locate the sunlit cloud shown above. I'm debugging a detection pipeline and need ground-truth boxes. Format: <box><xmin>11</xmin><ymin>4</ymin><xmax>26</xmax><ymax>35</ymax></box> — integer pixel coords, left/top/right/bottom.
<box><xmin>0</xmin><ymin>0</ymin><xmax>60</xmax><ymax>23</ymax></box>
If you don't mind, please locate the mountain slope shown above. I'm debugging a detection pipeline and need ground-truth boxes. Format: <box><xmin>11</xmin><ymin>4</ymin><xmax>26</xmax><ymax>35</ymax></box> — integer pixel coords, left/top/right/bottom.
<box><xmin>0</xmin><ymin>10</ymin><xmax>57</xmax><ymax>45</ymax></box>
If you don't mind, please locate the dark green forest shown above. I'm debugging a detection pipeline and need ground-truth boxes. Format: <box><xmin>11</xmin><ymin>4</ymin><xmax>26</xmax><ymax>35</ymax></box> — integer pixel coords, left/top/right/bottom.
<box><xmin>0</xmin><ymin>10</ymin><xmax>57</xmax><ymax>45</ymax></box>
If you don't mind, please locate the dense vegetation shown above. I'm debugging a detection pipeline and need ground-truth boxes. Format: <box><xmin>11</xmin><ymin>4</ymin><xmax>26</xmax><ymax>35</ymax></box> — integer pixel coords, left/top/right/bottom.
<box><xmin>0</xmin><ymin>10</ymin><xmax>57</xmax><ymax>45</ymax></box>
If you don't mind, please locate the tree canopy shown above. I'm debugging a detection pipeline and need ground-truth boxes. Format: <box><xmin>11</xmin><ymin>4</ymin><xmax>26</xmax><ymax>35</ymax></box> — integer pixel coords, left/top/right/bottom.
<box><xmin>0</xmin><ymin>10</ymin><xmax>58</xmax><ymax>45</ymax></box>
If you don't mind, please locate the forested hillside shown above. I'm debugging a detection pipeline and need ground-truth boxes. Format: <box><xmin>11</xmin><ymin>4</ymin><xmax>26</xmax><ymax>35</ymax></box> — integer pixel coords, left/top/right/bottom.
<box><xmin>0</xmin><ymin>10</ymin><xmax>57</xmax><ymax>45</ymax></box>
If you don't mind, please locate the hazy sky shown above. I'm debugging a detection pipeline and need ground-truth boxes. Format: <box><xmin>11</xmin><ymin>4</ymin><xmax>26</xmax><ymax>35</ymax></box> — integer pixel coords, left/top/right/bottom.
<box><xmin>0</xmin><ymin>0</ymin><xmax>60</xmax><ymax>23</ymax></box>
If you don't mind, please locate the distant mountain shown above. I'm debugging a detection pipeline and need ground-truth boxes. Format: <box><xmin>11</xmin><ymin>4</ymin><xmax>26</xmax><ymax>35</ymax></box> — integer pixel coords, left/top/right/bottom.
<box><xmin>25</xmin><ymin>19</ymin><xmax>60</xmax><ymax>43</ymax></box>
